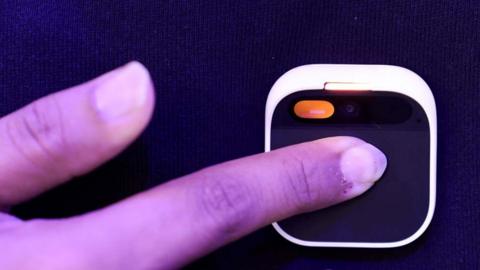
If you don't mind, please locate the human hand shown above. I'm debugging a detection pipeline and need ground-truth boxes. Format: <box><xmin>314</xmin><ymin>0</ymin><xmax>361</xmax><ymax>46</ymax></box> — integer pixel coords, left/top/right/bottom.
<box><xmin>0</xmin><ymin>62</ymin><xmax>387</xmax><ymax>269</ymax></box>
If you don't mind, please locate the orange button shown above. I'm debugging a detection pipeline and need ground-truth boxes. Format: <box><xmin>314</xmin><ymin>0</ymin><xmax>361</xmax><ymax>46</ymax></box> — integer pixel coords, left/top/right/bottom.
<box><xmin>294</xmin><ymin>100</ymin><xmax>334</xmax><ymax>119</ymax></box>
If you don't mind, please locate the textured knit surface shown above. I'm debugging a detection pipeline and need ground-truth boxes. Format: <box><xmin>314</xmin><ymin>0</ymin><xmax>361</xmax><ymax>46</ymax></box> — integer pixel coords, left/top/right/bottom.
<box><xmin>1</xmin><ymin>1</ymin><xmax>479</xmax><ymax>269</ymax></box>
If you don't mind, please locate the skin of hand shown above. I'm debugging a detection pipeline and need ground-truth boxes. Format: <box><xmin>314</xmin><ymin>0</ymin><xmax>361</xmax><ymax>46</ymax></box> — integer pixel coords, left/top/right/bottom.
<box><xmin>0</xmin><ymin>62</ymin><xmax>387</xmax><ymax>270</ymax></box>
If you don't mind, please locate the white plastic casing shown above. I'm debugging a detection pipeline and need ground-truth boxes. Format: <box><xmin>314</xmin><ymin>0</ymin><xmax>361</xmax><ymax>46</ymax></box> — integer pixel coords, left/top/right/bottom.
<box><xmin>265</xmin><ymin>64</ymin><xmax>437</xmax><ymax>248</ymax></box>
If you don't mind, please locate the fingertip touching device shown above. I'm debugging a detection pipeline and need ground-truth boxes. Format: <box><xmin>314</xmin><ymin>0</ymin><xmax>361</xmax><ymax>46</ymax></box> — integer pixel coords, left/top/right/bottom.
<box><xmin>265</xmin><ymin>64</ymin><xmax>437</xmax><ymax>248</ymax></box>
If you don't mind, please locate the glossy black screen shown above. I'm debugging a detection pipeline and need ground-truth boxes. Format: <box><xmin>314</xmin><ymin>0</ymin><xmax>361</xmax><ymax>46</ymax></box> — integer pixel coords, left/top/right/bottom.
<box><xmin>271</xmin><ymin>90</ymin><xmax>430</xmax><ymax>243</ymax></box>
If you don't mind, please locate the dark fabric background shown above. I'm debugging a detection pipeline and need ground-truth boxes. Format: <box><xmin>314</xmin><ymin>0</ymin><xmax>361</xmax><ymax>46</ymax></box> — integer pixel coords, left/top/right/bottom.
<box><xmin>1</xmin><ymin>1</ymin><xmax>479</xmax><ymax>269</ymax></box>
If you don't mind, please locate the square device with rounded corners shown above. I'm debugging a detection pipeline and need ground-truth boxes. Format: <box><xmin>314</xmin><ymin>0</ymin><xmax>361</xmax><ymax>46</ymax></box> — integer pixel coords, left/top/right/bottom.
<box><xmin>265</xmin><ymin>64</ymin><xmax>437</xmax><ymax>248</ymax></box>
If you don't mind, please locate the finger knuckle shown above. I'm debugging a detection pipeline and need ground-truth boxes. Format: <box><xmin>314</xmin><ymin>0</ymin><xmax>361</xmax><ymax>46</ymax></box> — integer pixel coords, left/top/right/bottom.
<box><xmin>280</xmin><ymin>155</ymin><xmax>318</xmax><ymax>211</ymax></box>
<box><xmin>6</xmin><ymin>96</ymin><xmax>67</xmax><ymax>165</ymax></box>
<box><xmin>194</xmin><ymin>170</ymin><xmax>255</xmax><ymax>236</ymax></box>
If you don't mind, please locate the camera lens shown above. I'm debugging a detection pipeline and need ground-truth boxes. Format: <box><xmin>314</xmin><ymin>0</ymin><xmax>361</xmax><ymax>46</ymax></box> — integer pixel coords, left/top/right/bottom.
<box><xmin>344</xmin><ymin>104</ymin><xmax>356</xmax><ymax>113</ymax></box>
<box><xmin>339</xmin><ymin>102</ymin><xmax>360</xmax><ymax>117</ymax></box>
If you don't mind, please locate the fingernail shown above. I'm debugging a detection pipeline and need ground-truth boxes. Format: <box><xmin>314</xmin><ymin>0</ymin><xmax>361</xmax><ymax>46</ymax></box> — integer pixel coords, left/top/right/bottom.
<box><xmin>340</xmin><ymin>142</ymin><xmax>387</xmax><ymax>192</ymax></box>
<box><xmin>94</xmin><ymin>61</ymin><xmax>150</xmax><ymax>121</ymax></box>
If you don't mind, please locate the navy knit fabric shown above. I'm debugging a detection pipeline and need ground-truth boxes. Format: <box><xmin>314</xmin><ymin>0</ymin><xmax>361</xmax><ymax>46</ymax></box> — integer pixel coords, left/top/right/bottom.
<box><xmin>1</xmin><ymin>1</ymin><xmax>479</xmax><ymax>269</ymax></box>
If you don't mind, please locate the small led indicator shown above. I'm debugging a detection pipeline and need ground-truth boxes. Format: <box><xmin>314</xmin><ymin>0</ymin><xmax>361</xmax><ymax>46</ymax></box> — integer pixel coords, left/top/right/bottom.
<box><xmin>294</xmin><ymin>100</ymin><xmax>335</xmax><ymax>119</ymax></box>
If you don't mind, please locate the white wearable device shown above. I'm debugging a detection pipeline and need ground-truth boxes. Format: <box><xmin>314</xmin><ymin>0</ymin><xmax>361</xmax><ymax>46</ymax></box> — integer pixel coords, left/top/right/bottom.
<box><xmin>265</xmin><ymin>64</ymin><xmax>437</xmax><ymax>248</ymax></box>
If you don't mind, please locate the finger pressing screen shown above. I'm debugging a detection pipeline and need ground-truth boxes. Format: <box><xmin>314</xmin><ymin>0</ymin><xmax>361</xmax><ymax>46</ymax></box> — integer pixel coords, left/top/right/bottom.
<box><xmin>1</xmin><ymin>137</ymin><xmax>387</xmax><ymax>270</ymax></box>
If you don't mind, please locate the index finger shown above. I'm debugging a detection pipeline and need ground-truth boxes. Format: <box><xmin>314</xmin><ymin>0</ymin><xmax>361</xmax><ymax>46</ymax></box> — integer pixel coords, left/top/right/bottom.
<box><xmin>2</xmin><ymin>137</ymin><xmax>386</xmax><ymax>270</ymax></box>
